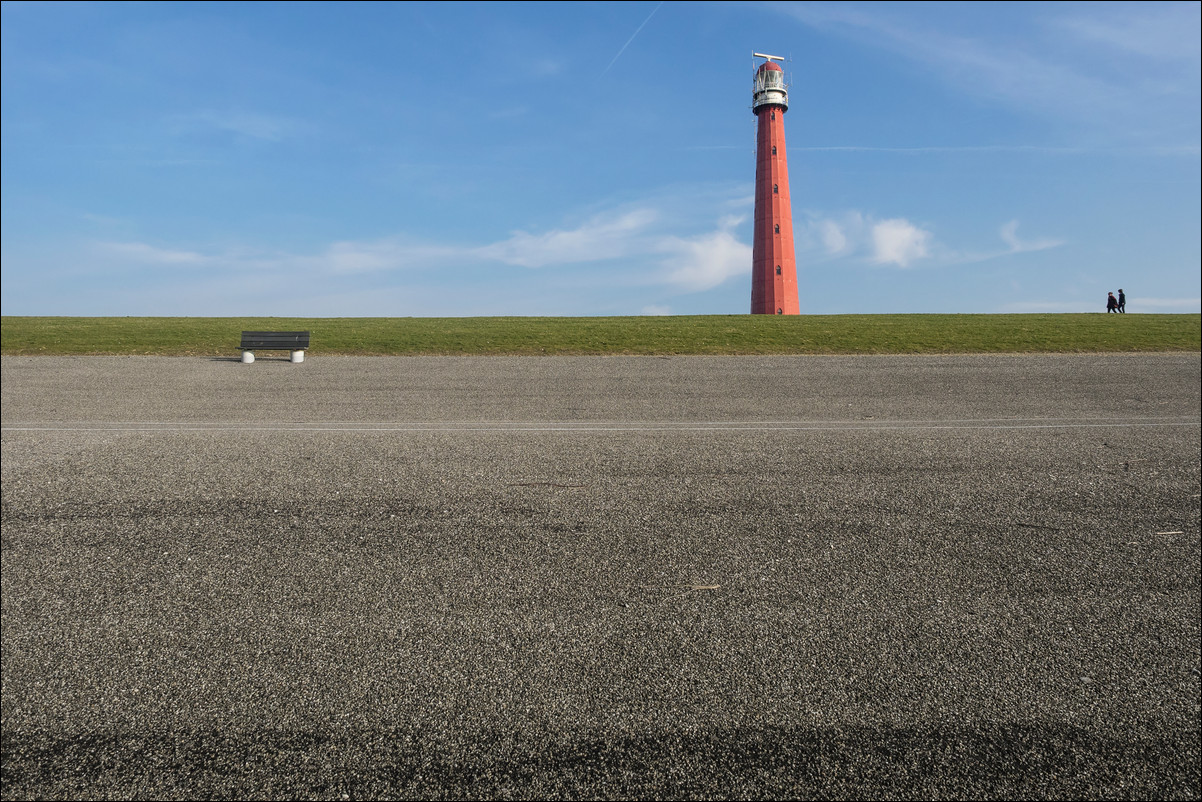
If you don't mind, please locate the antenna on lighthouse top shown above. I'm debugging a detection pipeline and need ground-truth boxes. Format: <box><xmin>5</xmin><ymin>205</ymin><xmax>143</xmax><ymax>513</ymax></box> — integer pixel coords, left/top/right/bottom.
<box><xmin>753</xmin><ymin>52</ymin><xmax>785</xmax><ymax>62</ymax></box>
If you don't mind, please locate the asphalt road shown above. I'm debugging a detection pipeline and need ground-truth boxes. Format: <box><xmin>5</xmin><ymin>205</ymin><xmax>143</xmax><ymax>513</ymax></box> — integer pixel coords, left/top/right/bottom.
<box><xmin>2</xmin><ymin>354</ymin><xmax>1199</xmax><ymax>799</ymax></box>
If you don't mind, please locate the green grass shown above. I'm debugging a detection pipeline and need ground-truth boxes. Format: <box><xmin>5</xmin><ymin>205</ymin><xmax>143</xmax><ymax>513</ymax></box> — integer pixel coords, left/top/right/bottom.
<box><xmin>1</xmin><ymin>314</ymin><xmax>1198</xmax><ymax>356</ymax></box>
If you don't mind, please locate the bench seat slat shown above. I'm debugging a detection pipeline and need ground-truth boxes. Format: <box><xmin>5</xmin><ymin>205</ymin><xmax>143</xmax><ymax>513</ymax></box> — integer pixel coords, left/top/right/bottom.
<box><xmin>240</xmin><ymin>331</ymin><xmax>310</xmax><ymax>350</ymax></box>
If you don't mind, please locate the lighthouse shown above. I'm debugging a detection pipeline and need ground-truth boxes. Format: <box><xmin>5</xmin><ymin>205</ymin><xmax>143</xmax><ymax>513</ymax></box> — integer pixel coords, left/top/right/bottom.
<box><xmin>750</xmin><ymin>53</ymin><xmax>799</xmax><ymax>315</ymax></box>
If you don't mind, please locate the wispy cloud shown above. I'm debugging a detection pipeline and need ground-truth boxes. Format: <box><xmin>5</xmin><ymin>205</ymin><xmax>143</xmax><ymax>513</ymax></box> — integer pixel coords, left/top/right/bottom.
<box><xmin>93</xmin><ymin>193</ymin><xmax>1069</xmax><ymax>312</ymax></box>
<box><xmin>943</xmin><ymin>220</ymin><xmax>1066</xmax><ymax>265</ymax></box>
<box><xmin>316</xmin><ymin>238</ymin><xmax>462</xmax><ymax>274</ymax></box>
<box><xmin>99</xmin><ymin>241</ymin><xmax>209</xmax><ymax>265</ymax></box>
<box><xmin>1050</xmin><ymin>5</ymin><xmax>1202</xmax><ymax>62</ymax></box>
<box><xmin>782</xmin><ymin>2</ymin><xmax>1201</xmax><ymax>142</ymax></box>
<box><xmin>796</xmin><ymin>212</ymin><xmax>1062</xmax><ymax>268</ymax></box>
<box><xmin>471</xmin><ymin>206</ymin><xmax>752</xmax><ymax>292</ymax></box>
<box><xmin>474</xmin><ymin>209</ymin><xmax>658</xmax><ymax>268</ymax></box>
<box><xmin>96</xmin><ymin>237</ymin><xmax>458</xmax><ymax>275</ymax></box>
<box><xmin>783</xmin><ymin>3</ymin><xmax>1107</xmax><ymax>116</ymax></box>
<box><xmin>601</xmin><ymin>1</ymin><xmax>665</xmax><ymax>76</ymax></box>
<box><xmin>818</xmin><ymin>218</ymin><xmax>849</xmax><ymax>255</ymax></box>
<box><xmin>998</xmin><ymin>220</ymin><xmax>1064</xmax><ymax>254</ymax></box>
<box><xmin>90</xmin><ymin>195</ymin><xmax>757</xmax><ymax>298</ymax></box>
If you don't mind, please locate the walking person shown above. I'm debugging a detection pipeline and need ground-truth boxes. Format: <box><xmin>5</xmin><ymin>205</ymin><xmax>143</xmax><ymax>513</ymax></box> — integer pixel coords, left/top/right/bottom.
<box><xmin>1118</xmin><ymin>288</ymin><xmax>1126</xmax><ymax>313</ymax></box>
<box><xmin>1107</xmin><ymin>292</ymin><xmax>1119</xmax><ymax>313</ymax></box>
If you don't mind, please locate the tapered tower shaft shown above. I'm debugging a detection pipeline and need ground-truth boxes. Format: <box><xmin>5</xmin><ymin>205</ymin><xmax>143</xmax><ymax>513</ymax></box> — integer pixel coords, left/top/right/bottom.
<box><xmin>750</xmin><ymin>58</ymin><xmax>799</xmax><ymax>315</ymax></box>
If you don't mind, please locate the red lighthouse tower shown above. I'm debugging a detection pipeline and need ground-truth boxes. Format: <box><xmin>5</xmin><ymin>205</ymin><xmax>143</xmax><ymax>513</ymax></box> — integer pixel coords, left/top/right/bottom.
<box><xmin>750</xmin><ymin>54</ymin><xmax>799</xmax><ymax>315</ymax></box>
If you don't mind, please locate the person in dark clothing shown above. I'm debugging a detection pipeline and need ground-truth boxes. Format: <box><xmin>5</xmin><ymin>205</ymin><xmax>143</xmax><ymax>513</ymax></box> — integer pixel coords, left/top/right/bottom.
<box><xmin>1118</xmin><ymin>289</ymin><xmax>1126</xmax><ymax>313</ymax></box>
<box><xmin>1107</xmin><ymin>292</ymin><xmax>1119</xmax><ymax>313</ymax></box>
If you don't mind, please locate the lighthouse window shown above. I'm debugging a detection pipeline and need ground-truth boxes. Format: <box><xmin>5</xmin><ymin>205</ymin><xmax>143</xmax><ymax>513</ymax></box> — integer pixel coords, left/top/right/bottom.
<box><xmin>772</xmin><ymin>145</ymin><xmax>777</xmax><ymax>155</ymax></box>
<box><xmin>776</xmin><ymin>265</ymin><xmax>781</xmax><ymax>275</ymax></box>
<box><xmin>774</xmin><ymin>224</ymin><xmax>780</xmax><ymax>234</ymax></box>
<box><xmin>773</xmin><ymin>184</ymin><xmax>778</xmax><ymax>194</ymax></box>
<box><xmin>771</xmin><ymin>111</ymin><xmax>776</xmax><ymax>120</ymax></box>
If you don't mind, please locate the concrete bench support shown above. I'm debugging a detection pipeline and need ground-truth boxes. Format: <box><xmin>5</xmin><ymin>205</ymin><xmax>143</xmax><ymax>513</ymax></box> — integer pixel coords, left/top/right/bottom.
<box><xmin>239</xmin><ymin>331</ymin><xmax>310</xmax><ymax>363</ymax></box>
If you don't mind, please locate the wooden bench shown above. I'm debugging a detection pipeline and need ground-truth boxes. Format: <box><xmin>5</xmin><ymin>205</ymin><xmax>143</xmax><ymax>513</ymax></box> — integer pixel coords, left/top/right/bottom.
<box><xmin>240</xmin><ymin>331</ymin><xmax>310</xmax><ymax>363</ymax></box>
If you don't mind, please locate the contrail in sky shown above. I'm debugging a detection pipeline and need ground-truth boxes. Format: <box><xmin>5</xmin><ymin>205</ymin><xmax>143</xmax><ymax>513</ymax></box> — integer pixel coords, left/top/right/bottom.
<box><xmin>601</xmin><ymin>1</ymin><xmax>665</xmax><ymax>76</ymax></box>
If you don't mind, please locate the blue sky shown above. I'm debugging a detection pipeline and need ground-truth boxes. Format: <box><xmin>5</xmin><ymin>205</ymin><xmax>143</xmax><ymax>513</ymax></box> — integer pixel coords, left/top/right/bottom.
<box><xmin>2</xmin><ymin>1</ymin><xmax>1199</xmax><ymax>316</ymax></box>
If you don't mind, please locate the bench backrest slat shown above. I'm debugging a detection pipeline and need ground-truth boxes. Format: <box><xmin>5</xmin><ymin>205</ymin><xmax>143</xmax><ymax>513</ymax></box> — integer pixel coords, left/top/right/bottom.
<box><xmin>240</xmin><ymin>331</ymin><xmax>310</xmax><ymax>350</ymax></box>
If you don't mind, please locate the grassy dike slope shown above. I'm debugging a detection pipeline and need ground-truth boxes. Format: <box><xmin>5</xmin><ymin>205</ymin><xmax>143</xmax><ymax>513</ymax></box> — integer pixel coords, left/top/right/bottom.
<box><xmin>2</xmin><ymin>314</ymin><xmax>1199</xmax><ymax>356</ymax></box>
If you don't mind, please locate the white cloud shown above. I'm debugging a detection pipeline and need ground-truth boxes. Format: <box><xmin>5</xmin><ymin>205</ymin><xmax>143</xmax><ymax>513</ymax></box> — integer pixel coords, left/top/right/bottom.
<box><xmin>474</xmin><ymin>209</ymin><xmax>658</xmax><ymax>268</ymax></box>
<box><xmin>819</xmin><ymin>219</ymin><xmax>849</xmax><ymax>254</ymax></box>
<box><xmin>795</xmin><ymin>211</ymin><xmax>1063</xmax><ymax>269</ymax></box>
<box><xmin>870</xmin><ymin>218</ymin><xmax>932</xmax><ymax>267</ymax></box>
<box><xmin>657</xmin><ymin>215</ymin><xmax>752</xmax><ymax>291</ymax></box>
<box><xmin>88</xmin><ymin>199</ymin><xmax>757</xmax><ymax>297</ymax></box>
<box><xmin>477</xmin><ymin>207</ymin><xmax>755</xmax><ymax>294</ymax></box>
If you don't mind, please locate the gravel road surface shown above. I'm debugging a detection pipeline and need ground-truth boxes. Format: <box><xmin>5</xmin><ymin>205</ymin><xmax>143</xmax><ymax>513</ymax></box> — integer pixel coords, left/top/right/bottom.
<box><xmin>2</xmin><ymin>354</ymin><xmax>1199</xmax><ymax>799</ymax></box>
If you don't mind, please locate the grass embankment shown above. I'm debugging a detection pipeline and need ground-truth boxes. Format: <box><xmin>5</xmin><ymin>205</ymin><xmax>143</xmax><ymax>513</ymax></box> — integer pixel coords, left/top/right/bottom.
<box><xmin>1</xmin><ymin>314</ymin><xmax>1198</xmax><ymax>356</ymax></box>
